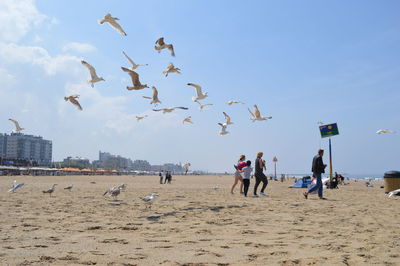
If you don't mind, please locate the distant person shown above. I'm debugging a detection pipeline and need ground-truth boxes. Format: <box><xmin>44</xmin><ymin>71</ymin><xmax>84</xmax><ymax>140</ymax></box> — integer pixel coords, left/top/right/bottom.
<box><xmin>253</xmin><ymin>152</ymin><xmax>268</xmax><ymax>197</ymax></box>
<box><xmin>304</xmin><ymin>149</ymin><xmax>327</xmax><ymax>200</ymax></box>
<box><xmin>231</xmin><ymin>155</ymin><xmax>246</xmax><ymax>194</ymax></box>
<box><xmin>165</xmin><ymin>171</ymin><xmax>172</xmax><ymax>184</ymax></box>
<box><xmin>240</xmin><ymin>160</ymin><xmax>253</xmax><ymax>197</ymax></box>
<box><xmin>159</xmin><ymin>171</ymin><xmax>164</xmax><ymax>184</ymax></box>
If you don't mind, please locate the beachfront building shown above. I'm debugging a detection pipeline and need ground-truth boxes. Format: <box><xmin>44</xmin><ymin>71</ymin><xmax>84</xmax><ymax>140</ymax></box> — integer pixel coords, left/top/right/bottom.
<box><xmin>0</xmin><ymin>133</ymin><xmax>52</xmax><ymax>166</ymax></box>
<box><xmin>93</xmin><ymin>151</ymin><xmax>133</xmax><ymax>170</ymax></box>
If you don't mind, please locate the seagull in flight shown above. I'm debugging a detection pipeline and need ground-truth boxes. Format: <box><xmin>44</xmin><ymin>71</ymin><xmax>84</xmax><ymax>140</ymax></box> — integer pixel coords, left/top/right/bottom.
<box><xmin>376</xmin><ymin>129</ymin><xmax>395</xmax><ymax>134</ymax></box>
<box><xmin>218</xmin><ymin>123</ymin><xmax>229</xmax><ymax>135</ymax></box>
<box><xmin>42</xmin><ymin>184</ymin><xmax>57</xmax><ymax>197</ymax></box>
<box><xmin>81</xmin><ymin>60</ymin><xmax>105</xmax><ymax>87</ymax></box>
<box><xmin>227</xmin><ymin>100</ymin><xmax>245</xmax><ymax>105</ymax></box>
<box><xmin>140</xmin><ymin>193</ymin><xmax>158</xmax><ymax>209</ymax></box>
<box><xmin>136</xmin><ymin>115</ymin><xmax>148</xmax><ymax>121</ymax></box>
<box><xmin>187</xmin><ymin>83</ymin><xmax>208</xmax><ymax>101</ymax></box>
<box><xmin>121</xmin><ymin>67</ymin><xmax>148</xmax><ymax>90</ymax></box>
<box><xmin>143</xmin><ymin>86</ymin><xmax>161</xmax><ymax>105</ymax></box>
<box><xmin>122</xmin><ymin>51</ymin><xmax>148</xmax><ymax>70</ymax></box>
<box><xmin>8</xmin><ymin>180</ymin><xmax>25</xmax><ymax>193</ymax></box>
<box><xmin>155</xmin><ymin>37</ymin><xmax>175</xmax><ymax>56</ymax></box>
<box><xmin>163</xmin><ymin>63</ymin><xmax>181</xmax><ymax>77</ymax></box>
<box><xmin>195</xmin><ymin>101</ymin><xmax>213</xmax><ymax>111</ymax></box>
<box><xmin>98</xmin><ymin>13</ymin><xmax>127</xmax><ymax>36</ymax></box>
<box><xmin>8</xmin><ymin>119</ymin><xmax>24</xmax><ymax>133</ymax></box>
<box><xmin>153</xmin><ymin>107</ymin><xmax>188</xmax><ymax>114</ymax></box>
<box><xmin>223</xmin><ymin>112</ymin><xmax>233</xmax><ymax>125</ymax></box>
<box><xmin>248</xmin><ymin>105</ymin><xmax>272</xmax><ymax>122</ymax></box>
<box><xmin>64</xmin><ymin>95</ymin><xmax>83</xmax><ymax>110</ymax></box>
<box><xmin>182</xmin><ymin>116</ymin><xmax>193</xmax><ymax>124</ymax></box>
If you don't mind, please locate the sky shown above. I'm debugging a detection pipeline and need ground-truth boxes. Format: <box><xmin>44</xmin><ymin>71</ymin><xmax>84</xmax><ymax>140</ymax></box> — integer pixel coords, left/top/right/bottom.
<box><xmin>0</xmin><ymin>0</ymin><xmax>399</xmax><ymax>175</ymax></box>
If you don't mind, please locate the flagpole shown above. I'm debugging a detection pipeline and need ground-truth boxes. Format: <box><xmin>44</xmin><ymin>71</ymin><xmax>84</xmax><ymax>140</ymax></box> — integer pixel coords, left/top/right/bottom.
<box><xmin>329</xmin><ymin>137</ymin><xmax>333</xmax><ymax>181</ymax></box>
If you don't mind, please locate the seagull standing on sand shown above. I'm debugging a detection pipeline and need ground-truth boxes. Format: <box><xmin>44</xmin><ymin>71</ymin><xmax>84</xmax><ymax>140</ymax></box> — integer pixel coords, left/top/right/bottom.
<box><xmin>376</xmin><ymin>129</ymin><xmax>395</xmax><ymax>134</ymax></box>
<box><xmin>195</xmin><ymin>101</ymin><xmax>213</xmax><ymax>111</ymax></box>
<box><xmin>98</xmin><ymin>13</ymin><xmax>127</xmax><ymax>36</ymax></box>
<box><xmin>64</xmin><ymin>184</ymin><xmax>74</xmax><ymax>191</ymax></box>
<box><xmin>122</xmin><ymin>51</ymin><xmax>148</xmax><ymax>70</ymax></box>
<box><xmin>64</xmin><ymin>95</ymin><xmax>83</xmax><ymax>110</ymax></box>
<box><xmin>8</xmin><ymin>180</ymin><xmax>25</xmax><ymax>193</ymax></box>
<box><xmin>140</xmin><ymin>193</ymin><xmax>158</xmax><ymax>209</ymax></box>
<box><xmin>81</xmin><ymin>60</ymin><xmax>105</xmax><ymax>87</ymax></box>
<box><xmin>227</xmin><ymin>100</ymin><xmax>245</xmax><ymax>105</ymax></box>
<box><xmin>218</xmin><ymin>123</ymin><xmax>229</xmax><ymax>135</ymax></box>
<box><xmin>121</xmin><ymin>67</ymin><xmax>148</xmax><ymax>90</ymax></box>
<box><xmin>187</xmin><ymin>83</ymin><xmax>208</xmax><ymax>102</ymax></box>
<box><xmin>8</xmin><ymin>119</ymin><xmax>24</xmax><ymax>133</ymax></box>
<box><xmin>143</xmin><ymin>86</ymin><xmax>161</xmax><ymax>105</ymax></box>
<box><xmin>155</xmin><ymin>37</ymin><xmax>175</xmax><ymax>57</ymax></box>
<box><xmin>163</xmin><ymin>63</ymin><xmax>181</xmax><ymax>77</ymax></box>
<box><xmin>153</xmin><ymin>107</ymin><xmax>188</xmax><ymax>114</ymax></box>
<box><xmin>136</xmin><ymin>115</ymin><xmax>148</xmax><ymax>121</ymax></box>
<box><xmin>42</xmin><ymin>184</ymin><xmax>57</xmax><ymax>197</ymax></box>
<box><xmin>223</xmin><ymin>112</ymin><xmax>233</xmax><ymax>125</ymax></box>
<box><xmin>182</xmin><ymin>116</ymin><xmax>193</xmax><ymax>124</ymax></box>
<box><xmin>248</xmin><ymin>105</ymin><xmax>272</xmax><ymax>122</ymax></box>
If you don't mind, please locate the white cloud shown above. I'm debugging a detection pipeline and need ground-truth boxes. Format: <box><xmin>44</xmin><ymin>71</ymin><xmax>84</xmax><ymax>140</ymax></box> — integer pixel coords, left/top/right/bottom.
<box><xmin>0</xmin><ymin>0</ymin><xmax>47</xmax><ymax>42</ymax></box>
<box><xmin>62</xmin><ymin>42</ymin><xmax>96</xmax><ymax>53</ymax></box>
<box><xmin>0</xmin><ymin>42</ymin><xmax>82</xmax><ymax>76</ymax></box>
<box><xmin>0</xmin><ymin>67</ymin><xmax>16</xmax><ymax>88</ymax></box>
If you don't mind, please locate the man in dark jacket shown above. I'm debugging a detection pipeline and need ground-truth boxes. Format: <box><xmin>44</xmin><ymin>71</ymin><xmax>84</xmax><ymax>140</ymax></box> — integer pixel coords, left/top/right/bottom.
<box><xmin>304</xmin><ymin>149</ymin><xmax>327</xmax><ymax>199</ymax></box>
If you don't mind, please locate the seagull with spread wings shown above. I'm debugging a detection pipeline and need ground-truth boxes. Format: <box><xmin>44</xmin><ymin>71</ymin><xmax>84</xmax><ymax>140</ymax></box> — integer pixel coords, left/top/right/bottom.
<box><xmin>122</xmin><ymin>51</ymin><xmax>148</xmax><ymax>70</ymax></box>
<box><xmin>182</xmin><ymin>116</ymin><xmax>193</xmax><ymax>124</ymax></box>
<box><xmin>8</xmin><ymin>180</ymin><xmax>25</xmax><ymax>193</ymax></box>
<box><xmin>143</xmin><ymin>86</ymin><xmax>161</xmax><ymax>105</ymax></box>
<box><xmin>248</xmin><ymin>104</ymin><xmax>272</xmax><ymax>122</ymax></box>
<box><xmin>81</xmin><ymin>60</ymin><xmax>104</xmax><ymax>87</ymax></box>
<box><xmin>163</xmin><ymin>63</ymin><xmax>181</xmax><ymax>77</ymax></box>
<box><xmin>195</xmin><ymin>101</ymin><xmax>213</xmax><ymax>111</ymax></box>
<box><xmin>121</xmin><ymin>67</ymin><xmax>148</xmax><ymax>90</ymax></box>
<box><xmin>98</xmin><ymin>13</ymin><xmax>127</xmax><ymax>36</ymax></box>
<box><xmin>223</xmin><ymin>112</ymin><xmax>233</xmax><ymax>125</ymax></box>
<box><xmin>153</xmin><ymin>107</ymin><xmax>188</xmax><ymax>114</ymax></box>
<box><xmin>155</xmin><ymin>37</ymin><xmax>175</xmax><ymax>56</ymax></box>
<box><xmin>218</xmin><ymin>123</ymin><xmax>229</xmax><ymax>135</ymax></box>
<box><xmin>8</xmin><ymin>119</ymin><xmax>24</xmax><ymax>132</ymax></box>
<box><xmin>376</xmin><ymin>129</ymin><xmax>395</xmax><ymax>134</ymax></box>
<box><xmin>136</xmin><ymin>115</ymin><xmax>148</xmax><ymax>122</ymax></box>
<box><xmin>227</xmin><ymin>100</ymin><xmax>245</xmax><ymax>105</ymax></box>
<box><xmin>64</xmin><ymin>95</ymin><xmax>83</xmax><ymax>110</ymax></box>
<box><xmin>187</xmin><ymin>83</ymin><xmax>208</xmax><ymax>101</ymax></box>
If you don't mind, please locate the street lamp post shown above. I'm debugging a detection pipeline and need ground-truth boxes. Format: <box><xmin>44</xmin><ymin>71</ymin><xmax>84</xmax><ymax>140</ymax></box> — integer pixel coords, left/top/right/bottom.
<box><xmin>272</xmin><ymin>156</ymin><xmax>278</xmax><ymax>179</ymax></box>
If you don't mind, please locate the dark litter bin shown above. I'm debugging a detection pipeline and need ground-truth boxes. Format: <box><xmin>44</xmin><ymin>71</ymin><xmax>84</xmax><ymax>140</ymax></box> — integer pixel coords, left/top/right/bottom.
<box><xmin>384</xmin><ymin>171</ymin><xmax>400</xmax><ymax>193</ymax></box>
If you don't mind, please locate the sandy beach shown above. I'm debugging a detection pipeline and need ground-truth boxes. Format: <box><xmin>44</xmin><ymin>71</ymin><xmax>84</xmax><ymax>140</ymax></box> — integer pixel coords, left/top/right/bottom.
<box><xmin>0</xmin><ymin>174</ymin><xmax>399</xmax><ymax>265</ymax></box>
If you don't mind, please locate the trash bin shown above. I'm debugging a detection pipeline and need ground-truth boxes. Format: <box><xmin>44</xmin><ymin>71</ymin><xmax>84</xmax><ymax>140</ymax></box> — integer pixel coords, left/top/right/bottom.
<box><xmin>384</xmin><ymin>171</ymin><xmax>400</xmax><ymax>193</ymax></box>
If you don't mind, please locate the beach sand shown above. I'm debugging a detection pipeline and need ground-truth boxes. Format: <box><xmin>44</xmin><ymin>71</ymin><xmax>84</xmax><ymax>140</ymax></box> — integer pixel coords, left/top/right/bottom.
<box><xmin>0</xmin><ymin>174</ymin><xmax>399</xmax><ymax>265</ymax></box>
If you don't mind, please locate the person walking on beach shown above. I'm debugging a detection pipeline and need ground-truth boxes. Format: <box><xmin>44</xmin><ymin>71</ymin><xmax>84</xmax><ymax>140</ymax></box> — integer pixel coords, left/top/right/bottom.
<box><xmin>254</xmin><ymin>152</ymin><xmax>268</xmax><ymax>197</ymax></box>
<box><xmin>304</xmin><ymin>149</ymin><xmax>327</xmax><ymax>200</ymax></box>
<box><xmin>159</xmin><ymin>171</ymin><xmax>164</xmax><ymax>184</ymax></box>
<box><xmin>240</xmin><ymin>160</ymin><xmax>253</xmax><ymax>197</ymax></box>
<box><xmin>231</xmin><ymin>155</ymin><xmax>246</xmax><ymax>194</ymax></box>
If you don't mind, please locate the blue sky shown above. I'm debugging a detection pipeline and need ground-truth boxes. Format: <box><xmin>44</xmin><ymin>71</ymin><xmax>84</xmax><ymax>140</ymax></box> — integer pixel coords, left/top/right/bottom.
<box><xmin>0</xmin><ymin>0</ymin><xmax>399</xmax><ymax>174</ymax></box>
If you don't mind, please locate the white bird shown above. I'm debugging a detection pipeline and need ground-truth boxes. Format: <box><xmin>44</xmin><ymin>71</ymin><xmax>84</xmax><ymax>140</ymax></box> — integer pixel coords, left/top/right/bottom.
<box><xmin>98</xmin><ymin>13</ymin><xmax>127</xmax><ymax>36</ymax></box>
<box><xmin>140</xmin><ymin>193</ymin><xmax>158</xmax><ymax>209</ymax></box>
<box><xmin>81</xmin><ymin>60</ymin><xmax>105</xmax><ymax>87</ymax></box>
<box><xmin>212</xmin><ymin>185</ymin><xmax>219</xmax><ymax>190</ymax></box>
<box><xmin>8</xmin><ymin>119</ymin><xmax>24</xmax><ymax>133</ymax></box>
<box><xmin>218</xmin><ymin>123</ymin><xmax>229</xmax><ymax>135</ymax></box>
<box><xmin>42</xmin><ymin>184</ymin><xmax>57</xmax><ymax>197</ymax></box>
<box><xmin>317</xmin><ymin>121</ymin><xmax>325</xmax><ymax>126</ymax></box>
<box><xmin>388</xmin><ymin>188</ymin><xmax>400</xmax><ymax>197</ymax></box>
<box><xmin>182</xmin><ymin>116</ymin><xmax>193</xmax><ymax>124</ymax></box>
<box><xmin>162</xmin><ymin>63</ymin><xmax>181</xmax><ymax>77</ymax></box>
<box><xmin>248</xmin><ymin>104</ymin><xmax>272</xmax><ymax>122</ymax></box>
<box><xmin>143</xmin><ymin>86</ymin><xmax>161</xmax><ymax>105</ymax></box>
<box><xmin>183</xmin><ymin>163</ymin><xmax>191</xmax><ymax>175</ymax></box>
<box><xmin>103</xmin><ymin>184</ymin><xmax>126</xmax><ymax>199</ymax></box>
<box><xmin>187</xmin><ymin>83</ymin><xmax>208</xmax><ymax>102</ymax></box>
<box><xmin>64</xmin><ymin>184</ymin><xmax>74</xmax><ymax>191</ymax></box>
<box><xmin>136</xmin><ymin>115</ymin><xmax>148</xmax><ymax>121</ymax></box>
<box><xmin>223</xmin><ymin>112</ymin><xmax>233</xmax><ymax>125</ymax></box>
<box><xmin>121</xmin><ymin>67</ymin><xmax>148</xmax><ymax>90</ymax></box>
<box><xmin>153</xmin><ymin>107</ymin><xmax>188</xmax><ymax>114</ymax></box>
<box><xmin>64</xmin><ymin>95</ymin><xmax>83</xmax><ymax>110</ymax></box>
<box><xmin>195</xmin><ymin>101</ymin><xmax>213</xmax><ymax>111</ymax></box>
<box><xmin>8</xmin><ymin>180</ymin><xmax>25</xmax><ymax>193</ymax></box>
<box><xmin>376</xmin><ymin>129</ymin><xmax>395</xmax><ymax>134</ymax></box>
<box><xmin>155</xmin><ymin>37</ymin><xmax>175</xmax><ymax>56</ymax></box>
<box><xmin>227</xmin><ymin>100</ymin><xmax>245</xmax><ymax>105</ymax></box>
<box><xmin>122</xmin><ymin>51</ymin><xmax>148</xmax><ymax>70</ymax></box>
